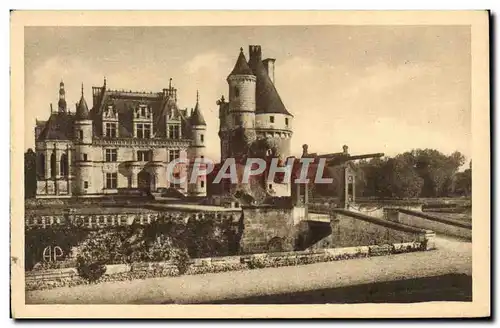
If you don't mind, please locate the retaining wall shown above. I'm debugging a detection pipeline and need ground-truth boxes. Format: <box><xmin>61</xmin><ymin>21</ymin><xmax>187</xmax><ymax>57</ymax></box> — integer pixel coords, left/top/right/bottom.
<box><xmin>385</xmin><ymin>208</ymin><xmax>472</xmax><ymax>240</ymax></box>
<box><xmin>26</xmin><ymin>240</ymin><xmax>429</xmax><ymax>287</ymax></box>
<box><xmin>310</xmin><ymin>209</ymin><xmax>435</xmax><ymax>250</ymax></box>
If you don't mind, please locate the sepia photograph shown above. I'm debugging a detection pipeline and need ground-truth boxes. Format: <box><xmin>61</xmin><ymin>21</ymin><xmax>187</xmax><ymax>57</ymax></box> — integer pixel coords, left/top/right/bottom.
<box><xmin>10</xmin><ymin>10</ymin><xmax>490</xmax><ymax>318</ymax></box>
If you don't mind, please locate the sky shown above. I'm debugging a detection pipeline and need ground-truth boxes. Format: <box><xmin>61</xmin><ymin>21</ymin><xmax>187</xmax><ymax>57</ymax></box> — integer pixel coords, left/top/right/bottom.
<box><xmin>24</xmin><ymin>26</ymin><xmax>471</xmax><ymax>166</ymax></box>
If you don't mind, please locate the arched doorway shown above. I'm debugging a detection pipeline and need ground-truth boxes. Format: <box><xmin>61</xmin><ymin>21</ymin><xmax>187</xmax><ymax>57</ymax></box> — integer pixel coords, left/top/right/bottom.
<box><xmin>137</xmin><ymin>170</ymin><xmax>153</xmax><ymax>193</ymax></box>
<box><xmin>267</xmin><ymin>236</ymin><xmax>284</xmax><ymax>253</ymax></box>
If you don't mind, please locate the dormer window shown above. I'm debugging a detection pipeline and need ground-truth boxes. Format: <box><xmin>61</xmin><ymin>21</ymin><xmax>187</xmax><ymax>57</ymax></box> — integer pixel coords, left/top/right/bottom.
<box><xmin>133</xmin><ymin>104</ymin><xmax>153</xmax><ymax>138</ymax></box>
<box><xmin>105</xmin><ymin>122</ymin><xmax>117</xmax><ymax>138</ymax></box>
<box><xmin>270</xmin><ymin>116</ymin><xmax>275</xmax><ymax>123</ymax></box>
<box><xmin>136</xmin><ymin>123</ymin><xmax>151</xmax><ymax>139</ymax></box>
<box><xmin>168</xmin><ymin>124</ymin><xmax>180</xmax><ymax>139</ymax></box>
<box><xmin>135</xmin><ymin>104</ymin><xmax>151</xmax><ymax>119</ymax></box>
<box><xmin>102</xmin><ymin>103</ymin><xmax>119</xmax><ymax>138</ymax></box>
<box><xmin>104</xmin><ymin>104</ymin><xmax>117</xmax><ymax>118</ymax></box>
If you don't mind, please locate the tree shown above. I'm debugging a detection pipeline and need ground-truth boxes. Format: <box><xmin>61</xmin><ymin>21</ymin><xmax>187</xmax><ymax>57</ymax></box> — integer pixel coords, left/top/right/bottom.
<box><xmin>453</xmin><ymin>161</ymin><xmax>472</xmax><ymax>196</ymax></box>
<box><xmin>413</xmin><ymin>149</ymin><xmax>465</xmax><ymax>197</ymax></box>
<box><xmin>24</xmin><ymin>148</ymin><xmax>37</xmax><ymax>198</ymax></box>
<box><xmin>387</xmin><ymin>155</ymin><xmax>424</xmax><ymax>198</ymax></box>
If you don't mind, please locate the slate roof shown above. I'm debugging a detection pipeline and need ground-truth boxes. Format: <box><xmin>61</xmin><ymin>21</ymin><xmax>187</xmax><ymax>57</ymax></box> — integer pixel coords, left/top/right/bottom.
<box><xmin>90</xmin><ymin>90</ymin><xmax>184</xmax><ymax>138</ymax></box>
<box><xmin>37</xmin><ymin>113</ymin><xmax>75</xmax><ymax>141</ymax></box>
<box><xmin>190</xmin><ymin>100</ymin><xmax>207</xmax><ymax>126</ymax></box>
<box><xmin>228</xmin><ymin>48</ymin><xmax>254</xmax><ymax>78</ymax></box>
<box><xmin>75</xmin><ymin>92</ymin><xmax>89</xmax><ymax>119</ymax></box>
<box><xmin>247</xmin><ymin>49</ymin><xmax>292</xmax><ymax>116</ymax></box>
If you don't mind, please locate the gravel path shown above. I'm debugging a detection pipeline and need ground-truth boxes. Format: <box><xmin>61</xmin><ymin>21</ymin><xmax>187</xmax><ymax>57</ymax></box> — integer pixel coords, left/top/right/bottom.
<box><xmin>26</xmin><ymin>236</ymin><xmax>471</xmax><ymax>304</ymax></box>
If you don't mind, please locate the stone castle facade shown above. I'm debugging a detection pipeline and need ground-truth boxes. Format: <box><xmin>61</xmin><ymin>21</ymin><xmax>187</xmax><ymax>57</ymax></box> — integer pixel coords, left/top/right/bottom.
<box><xmin>34</xmin><ymin>79</ymin><xmax>207</xmax><ymax>198</ymax></box>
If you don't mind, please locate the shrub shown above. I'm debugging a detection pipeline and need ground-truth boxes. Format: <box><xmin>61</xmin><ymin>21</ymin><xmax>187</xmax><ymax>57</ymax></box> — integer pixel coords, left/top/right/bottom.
<box><xmin>247</xmin><ymin>256</ymin><xmax>268</xmax><ymax>269</ymax></box>
<box><xmin>76</xmin><ymin>257</ymin><xmax>106</xmax><ymax>282</ymax></box>
<box><xmin>170</xmin><ymin>248</ymin><xmax>190</xmax><ymax>275</ymax></box>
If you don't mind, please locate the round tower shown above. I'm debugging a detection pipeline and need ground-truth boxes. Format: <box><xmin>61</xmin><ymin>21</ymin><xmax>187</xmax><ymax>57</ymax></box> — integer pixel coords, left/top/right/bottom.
<box><xmin>227</xmin><ymin>48</ymin><xmax>257</xmax><ymax>149</ymax></box>
<box><xmin>187</xmin><ymin>91</ymin><xmax>207</xmax><ymax>197</ymax></box>
<box><xmin>73</xmin><ymin>84</ymin><xmax>93</xmax><ymax>195</ymax></box>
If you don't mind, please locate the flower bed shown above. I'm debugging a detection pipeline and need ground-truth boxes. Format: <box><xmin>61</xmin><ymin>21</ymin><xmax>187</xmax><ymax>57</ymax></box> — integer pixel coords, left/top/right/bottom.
<box><xmin>26</xmin><ymin>240</ymin><xmax>427</xmax><ymax>292</ymax></box>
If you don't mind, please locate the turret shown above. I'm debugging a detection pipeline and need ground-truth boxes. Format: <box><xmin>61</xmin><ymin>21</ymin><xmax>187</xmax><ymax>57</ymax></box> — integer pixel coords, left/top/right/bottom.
<box><xmin>227</xmin><ymin>48</ymin><xmax>257</xmax><ymax>135</ymax></box>
<box><xmin>58</xmin><ymin>80</ymin><xmax>67</xmax><ymax>112</ymax></box>
<box><xmin>187</xmin><ymin>91</ymin><xmax>207</xmax><ymax>197</ymax></box>
<box><xmin>73</xmin><ymin>84</ymin><xmax>93</xmax><ymax>195</ymax></box>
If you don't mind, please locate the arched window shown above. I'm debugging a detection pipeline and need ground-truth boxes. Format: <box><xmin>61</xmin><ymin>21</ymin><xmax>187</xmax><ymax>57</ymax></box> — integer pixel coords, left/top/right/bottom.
<box><xmin>38</xmin><ymin>153</ymin><xmax>45</xmax><ymax>178</ymax></box>
<box><xmin>50</xmin><ymin>152</ymin><xmax>56</xmax><ymax>178</ymax></box>
<box><xmin>60</xmin><ymin>153</ymin><xmax>68</xmax><ymax>177</ymax></box>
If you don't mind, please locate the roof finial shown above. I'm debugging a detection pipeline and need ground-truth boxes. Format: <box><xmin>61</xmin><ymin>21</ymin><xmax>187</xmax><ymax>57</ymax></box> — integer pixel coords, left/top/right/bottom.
<box><xmin>240</xmin><ymin>47</ymin><xmax>243</xmax><ymax>53</ymax></box>
<box><xmin>103</xmin><ymin>76</ymin><xmax>107</xmax><ymax>87</ymax></box>
<box><xmin>196</xmin><ymin>90</ymin><xmax>199</xmax><ymax>103</ymax></box>
<box><xmin>81</xmin><ymin>83</ymin><xmax>84</xmax><ymax>96</ymax></box>
<box><xmin>169</xmin><ymin>78</ymin><xmax>172</xmax><ymax>89</ymax></box>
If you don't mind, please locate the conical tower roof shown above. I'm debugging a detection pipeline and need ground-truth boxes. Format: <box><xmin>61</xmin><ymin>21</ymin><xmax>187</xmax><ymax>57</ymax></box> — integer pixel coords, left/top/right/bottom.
<box><xmin>190</xmin><ymin>91</ymin><xmax>206</xmax><ymax>126</ymax></box>
<box><xmin>76</xmin><ymin>84</ymin><xmax>90</xmax><ymax>119</ymax></box>
<box><xmin>227</xmin><ymin>48</ymin><xmax>254</xmax><ymax>79</ymax></box>
<box><xmin>248</xmin><ymin>46</ymin><xmax>292</xmax><ymax>116</ymax></box>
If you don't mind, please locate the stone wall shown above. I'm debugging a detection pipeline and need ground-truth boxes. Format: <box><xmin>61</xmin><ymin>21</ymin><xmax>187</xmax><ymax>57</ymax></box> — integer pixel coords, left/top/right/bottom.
<box><xmin>310</xmin><ymin>209</ymin><xmax>435</xmax><ymax>250</ymax></box>
<box><xmin>240</xmin><ymin>206</ymin><xmax>298</xmax><ymax>254</ymax></box>
<box><xmin>385</xmin><ymin>208</ymin><xmax>471</xmax><ymax>240</ymax></box>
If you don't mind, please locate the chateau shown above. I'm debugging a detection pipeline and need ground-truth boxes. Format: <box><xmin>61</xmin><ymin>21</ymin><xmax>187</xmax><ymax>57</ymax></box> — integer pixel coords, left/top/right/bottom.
<box><xmin>34</xmin><ymin>79</ymin><xmax>207</xmax><ymax>198</ymax></box>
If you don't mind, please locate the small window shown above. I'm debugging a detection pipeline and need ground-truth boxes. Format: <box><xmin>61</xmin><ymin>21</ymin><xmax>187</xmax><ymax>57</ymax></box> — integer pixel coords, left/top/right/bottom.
<box><xmin>234</xmin><ymin>86</ymin><xmax>240</xmax><ymax>97</ymax></box>
<box><xmin>169</xmin><ymin>149</ymin><xmax>180</xmax><ymax>162</ymax></box>
<box><xmin>285</xmin><ymin>118</ymin><xmax>289</xmax><ymax>127</ymax></box>
<box><xmin>270</xmin><ymin>116</ymin><xmax>275</xmax><ymax>123</ymax></box>
<box><xmin>201</xmin><ymin>181</ymin><xmax>205</xmax><ymax>188</ymax></box>
<box><xmin>83</xmin><ymin>154</ymin><xmax>88</xmax><ymax>161</ymax></box>
<box><xmin>137</xmin><ymin>150</ymin><xmax>151</xmax><ymax>162</ymax></box>
<box><xmin>84</xmin><ymin>181</ymin><xmax>89</xmax><ymax>189</ymax></box>
<box><xmin>201</xmin><ymin>155</ymin><xmax>204</xmax><ymax>160</ymax></box>
<box><xmin>79</xmin><ymin>130</ymin><xmax>83</xmax><ymax>140</ymax></box>
<box><xmin>106</xmin><ymin>173</ymin><xmax>118</xmax><ymax>189</ymax></box>
<box><xmin>105</xmin><ymin>149</ymin><xmax>117</xmax><ymax>162</ymax></box>
<box><xmin>200</xmin><ymin>134</ymin><xmax>204</xmax><ymax>143</ymax></box>
<box><xmin>269</xmin><ymin>184</ymin><xmax>273</xmax><ymax>189</ymax></box>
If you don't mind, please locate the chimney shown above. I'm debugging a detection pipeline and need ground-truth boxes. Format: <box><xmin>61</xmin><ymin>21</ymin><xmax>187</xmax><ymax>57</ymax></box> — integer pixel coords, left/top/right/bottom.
<box><xmin>249</xmin><ymin>45</ymin><xmax>262</xmax><ymax>62</ymax></box>
<box><xmin>262</xmin><ymin>58</ymin><xmax>276</xmax><ymax>84</ymax></box>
